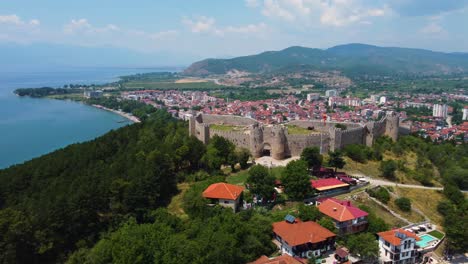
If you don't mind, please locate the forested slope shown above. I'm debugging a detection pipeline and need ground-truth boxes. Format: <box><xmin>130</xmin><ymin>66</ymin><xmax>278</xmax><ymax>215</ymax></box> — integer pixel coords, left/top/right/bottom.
<box><xmin>0</xmin><ymin>111</ymin><xmax>205</xmax><ymax>263</ymax></box>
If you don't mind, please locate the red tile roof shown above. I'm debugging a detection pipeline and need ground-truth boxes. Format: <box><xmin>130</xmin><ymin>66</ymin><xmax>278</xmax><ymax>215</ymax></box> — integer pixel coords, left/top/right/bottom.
<box><xmin>273</xmin><ymin>220</ymin><xmax>336</xmax><ymax>247</ymax></box>
<box><xmin>202</xmin><ymin>183</ymin><xmax>244</xmax><ymax>200</ymax></box>
<box><xmin>249</xmin><ymin>255</ymin><xmax>304</xmax><ymax>264</ymax></box>
<box><xmin>318</xmin><ymin>198</ymin><xmax>368</xmax><ymax>222</ymax></box>
<box><xmin>311</xmin><ymin>178</ymin><xmax>349</xmax><ymax>191</ymax></box>
<box><xmin>377</xmin><ymin>228</ymin><xmax>421</xmax><ymax>246</ymax></box>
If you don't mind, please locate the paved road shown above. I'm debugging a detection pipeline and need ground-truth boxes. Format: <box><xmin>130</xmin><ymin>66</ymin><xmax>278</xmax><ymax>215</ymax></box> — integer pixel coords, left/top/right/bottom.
<box><xmin>367</xmin><ymin>178</ymin><xmax>468</xmax><ymax>193</ymax></box>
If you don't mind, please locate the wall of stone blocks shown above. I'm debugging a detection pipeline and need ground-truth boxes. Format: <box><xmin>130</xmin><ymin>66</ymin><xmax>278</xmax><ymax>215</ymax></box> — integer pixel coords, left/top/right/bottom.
<box><xmin>339</xmin><ymin>127</ymin><xmax>365</xmax><ymax>148</ymax></box>
<box><xmin>286</xmin><ymin>134</ymin><xmax>328</xmax><ymax>156</ymax></box>
<box><xmin>200</xmin><ymin>114</ymin><xmax>257</xmax><ymax>126</ymax></box>
<box><xmin>210</xmin><ymin>129</ymin><xmax>251</xmax><ymax>149</ymax></box>
<box><xmin>288</xmin><ymin>120</ymin><xmax>361</xmax><ymax>132</ymax></box>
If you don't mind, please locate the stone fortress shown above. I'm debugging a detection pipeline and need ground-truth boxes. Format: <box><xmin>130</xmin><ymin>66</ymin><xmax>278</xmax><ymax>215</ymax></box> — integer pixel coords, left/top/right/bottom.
<box><xmin>189</xmin><ymin>112</ymin><xmax>405</xmax><ymax>160</ymax></box>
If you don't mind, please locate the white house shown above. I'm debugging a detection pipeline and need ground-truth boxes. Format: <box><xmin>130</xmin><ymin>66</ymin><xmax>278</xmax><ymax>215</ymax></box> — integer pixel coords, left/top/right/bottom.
<box><xmin>377</xmin><ymin>228</ymin><xmax>421</xmax><ymax>264</ymax></box>
<box><xmin>202</xmin><ymin>183</ymin><xmax>244</xmax><ymax>212</ymax></box>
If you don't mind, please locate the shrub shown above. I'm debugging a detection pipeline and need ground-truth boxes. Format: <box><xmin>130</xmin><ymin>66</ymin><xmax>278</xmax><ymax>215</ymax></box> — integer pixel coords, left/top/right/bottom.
<box><xmin>368</xmin><ymin>187</ymin><xmax>390</xmax><ymax>204</ymax></box>
<box><xmin>344</xmin><ymin>144</ymin><xmax>369</xmax><ymax>163</ymax></box>
<box><xmin>395</xmin><ymin>197</ymin><xmax>412</xmax><ymax>212</ymax></box>
<box><xmin>380</xmin><ymin>160</ymin><xmax>397</xmax><ymax>179</ymax></box>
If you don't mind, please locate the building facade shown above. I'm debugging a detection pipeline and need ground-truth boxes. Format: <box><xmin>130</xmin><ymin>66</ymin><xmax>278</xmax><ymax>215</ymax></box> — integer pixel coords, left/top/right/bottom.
<box><xmin>432</xmin><ymin>104</ymin><xmax>448</xmax><ymax>118</ymax></box>
<box><xmin>273</xmin><ymin>217</ymin><xmax>336</xmax><ymax>259</ymax></box>
<box><xmin>317</xmin><ymin>198</ymin><xmax>368</xmax><ymax>235</ymax></box>
<box><xmin>202</xmin><ymin>183</ymin><xmax>244</xmax><ymax>212</ymax></box>
<box><xmin>377</xmin><ymin>229</ymin><xmax>420</xmax><ymax>264</ymax></box>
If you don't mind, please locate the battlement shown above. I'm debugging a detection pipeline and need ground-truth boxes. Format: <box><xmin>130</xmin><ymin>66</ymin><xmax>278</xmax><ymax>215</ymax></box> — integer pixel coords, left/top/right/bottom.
<box><xmin>190</xmin><ymin>113</ymin><xmax>400</xmax><ymax>160</ymax></box>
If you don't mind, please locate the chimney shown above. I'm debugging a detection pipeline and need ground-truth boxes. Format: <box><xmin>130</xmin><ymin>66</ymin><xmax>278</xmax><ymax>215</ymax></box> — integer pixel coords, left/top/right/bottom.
<box><xmin>333</xmin><ymin>207</ymin><xmax>337</xmax><ymax>211</ymax></box>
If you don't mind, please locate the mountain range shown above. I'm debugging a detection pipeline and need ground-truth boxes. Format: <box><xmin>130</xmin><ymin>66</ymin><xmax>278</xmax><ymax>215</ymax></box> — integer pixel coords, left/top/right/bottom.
<box><xmin>184</xmin><ymin>43</ymin><xmax>468</xmax><ymax>76</ymax></box>
<box><xmin>0</xmin><ymin>43</ymin><xmax>194</xmax><ymax>71</ymax></box>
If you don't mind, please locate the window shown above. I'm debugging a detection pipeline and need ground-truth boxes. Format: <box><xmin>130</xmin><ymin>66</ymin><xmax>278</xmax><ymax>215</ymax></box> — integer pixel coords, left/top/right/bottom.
<box><xmin>385</xmin><ymin>241</ymin><xmax>390</xmax><ymax>247</ymax></box>
<box><xmin>224</xmin><ymin>200</ymin><xmax>230</xmax><ymax>204</ymax></box>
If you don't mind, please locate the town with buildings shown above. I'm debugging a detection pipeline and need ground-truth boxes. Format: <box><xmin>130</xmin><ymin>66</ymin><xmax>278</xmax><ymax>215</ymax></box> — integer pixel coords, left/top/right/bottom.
<box><xmin>118</xmin><ymin>88</ymin><xmax>468</xmax><ymax>144</ymax></box>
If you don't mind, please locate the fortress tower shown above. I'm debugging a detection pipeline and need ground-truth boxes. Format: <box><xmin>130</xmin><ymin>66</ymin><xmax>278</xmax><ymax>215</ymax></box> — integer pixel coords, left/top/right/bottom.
<box><xmin>270</xmin><ymin>126</ymin><xmax>286</xmax><ymax>160</ymax></box>
<box><xmin>249</xmin><ymin>123</ymin><xmax>264</xmax><ymax>158</ymax></box>
<box><xmin>384</xmin><ymin>111</ymin><xmax>399</xmax><ymax>141</ymax></box>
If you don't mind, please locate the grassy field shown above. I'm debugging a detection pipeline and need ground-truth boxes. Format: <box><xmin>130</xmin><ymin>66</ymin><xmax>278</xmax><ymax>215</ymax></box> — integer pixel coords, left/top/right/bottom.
<box><xmin>210</xmin><ymin>124</ymin><xmax>244</xmax><ymax>132</ymax></box>
<box><xmin>350</xmin><ymin>191</ymin><xmax>407</xmax><ymax>227</ymax></box>
<box><xmin>341</xmin><ymin>151</ymin><xmax>440</xmax><ymax>186</ymax></box>
<box><xmin>285</xmin><ymin>125</ymin><xmax>318</xmax><ymax>135</ymax></box>
<box><xmin>167</xmin><ymin>183</ymin><xmax>191</xmax><ymax>220</ymax></box>
<box><xmin>226</xmin><ymin>166</ymin><xmax>285</xmax><ymax>187</ymax></box>
<box><xmin>342</xmin><ymin>157</ymin><xmax>381</xmax><ymax>178</ymax></box>
<box><xmin>395</xmin><ymin>187</ymin><xmax>445</xmax><ymax>226</ymax></box>
<box><xmin>226</xmin><ymin>170</ymin><xmax>249</xmax><ymax>185</ymax></box>
<box><xmin>387</xmin><ymin>196</ymin><xmax>426</xmax><ymax>223</ymax></box>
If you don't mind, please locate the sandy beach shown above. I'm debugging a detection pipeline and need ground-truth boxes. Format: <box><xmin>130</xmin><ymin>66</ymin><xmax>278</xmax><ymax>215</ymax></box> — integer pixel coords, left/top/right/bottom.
<box><xmin>92</xmin><ymin>104</ymin><xmax>141</xmax><ymax>123</ymax></box>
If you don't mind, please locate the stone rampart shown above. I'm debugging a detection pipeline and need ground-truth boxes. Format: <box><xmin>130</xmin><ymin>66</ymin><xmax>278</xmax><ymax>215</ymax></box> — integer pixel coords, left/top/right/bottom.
<box><xmin>210</xmin><ymin>129</ymin><xmax>251</xmax><ymax>149</ymax></box>
<box><xmin>190</xmin><ymin>113</ymin><xmax>401</xmax><ymax>160</ymax></box>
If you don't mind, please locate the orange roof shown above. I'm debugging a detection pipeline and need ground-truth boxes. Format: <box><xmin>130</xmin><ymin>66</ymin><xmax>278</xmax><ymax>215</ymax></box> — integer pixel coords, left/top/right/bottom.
<box><xmin>377</xmin><ymin>228</ymin><xmax>421</xmax><ymax>246</ymax></box>
<box><xmin>249</xmin><ymin>255</ymin><xmax>304</xmax><ymax>264</ymax></box>
<box><xmin>273</xmin><ymin>220</ymin><xmax>336</xmax><ymax>247</ymax></box>
<box><xmin>318</xmin><ymin>198</ymin><xmax>368</xmax><ymax>222</ymax></box>
<box><xmin>202</xmin><ymin>183</ymin><xmax>244</xmax><ymax>200</ymax></box>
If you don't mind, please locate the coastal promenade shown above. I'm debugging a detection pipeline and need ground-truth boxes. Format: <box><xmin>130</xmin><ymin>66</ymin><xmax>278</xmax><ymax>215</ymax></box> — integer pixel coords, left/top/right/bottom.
<box><xmin>92</xmin><ymin>104</ymin><xmax>141</xmax><ymax>123</ymax></box>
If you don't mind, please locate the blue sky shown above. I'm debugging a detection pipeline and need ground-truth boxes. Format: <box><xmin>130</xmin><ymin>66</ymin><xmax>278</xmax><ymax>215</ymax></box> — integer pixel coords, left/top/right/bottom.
<box><xmin>1</xmin><ymin>0</ymin><xmax>468</xmax><ymax>66</ymax></box>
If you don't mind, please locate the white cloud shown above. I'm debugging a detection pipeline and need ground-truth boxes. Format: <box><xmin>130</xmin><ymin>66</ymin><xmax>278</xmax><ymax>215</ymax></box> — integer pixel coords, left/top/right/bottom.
<box><xmin>64</xmin><ymin>18</ymin><xmax>92</xmax><ymax>34</ymax></box>
<box><xmin>182</xmin><ymin>16</ymin><xmax>269</xmax><ymax>36</ymax></box>
<box><xmin>262</xmin><ymin>0</ymin><xmax>295</xmax><ymax>21</ymax></box>
<box><xmin>182</xmin><ymin>16</ymin><xmax>217</xmax><ymax>33</ymax></box>
<box><xmin>0</xmin><ymin>14</ymin><xmax>40</xmax><ymax>26</ymax></box>
<box><xmin>420</xmin><ymin>22</ymin><xmax>443</xmax><ymax>34</ymax></box>
<box><xmin>151</xmin><ymin>30</ymin><xmax>179</xmax><ymax>40</ymax></box>
<box><xmin>245</xmin><ymin>0</ymin><xmax>260</xmax><ymax>8</ymax></box>
<box><xmin>29</xmin><ymin>19</ymin><xmax>40</xmax><ymax>26</ymax></box>
<box><xmin>225</xmin><ymin>23</ymin><xmax>268</xmax><ymax>33</ymax></box>
<box><xmin>0</xmin><ymin>14</ymin><xmax>22</xmax><ymax>25</ymax></box>
<box><xmin>254</xmin><ymin>0</ymin><xmax>390</xmax><ymax>27</ymax></box>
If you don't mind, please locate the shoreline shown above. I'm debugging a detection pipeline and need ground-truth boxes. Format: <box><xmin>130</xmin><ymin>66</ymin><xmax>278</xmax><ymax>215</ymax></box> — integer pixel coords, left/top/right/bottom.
<box><xmin>91</xmin><ymin>104</ymin><xmax>141</xmax><ymax>123</ymax></box>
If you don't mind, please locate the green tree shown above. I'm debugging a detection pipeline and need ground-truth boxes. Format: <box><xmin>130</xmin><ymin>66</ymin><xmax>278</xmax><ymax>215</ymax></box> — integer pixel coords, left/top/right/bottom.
<box><xmin>328</xmin><ymin>151</ymin><xmax>346</xmax><ymax>172</ymax></box>
<box><xmin>247</xmin><ymin>165</ymin><xmax>275</xmax><ymax>202</ymax></box>
<box><xmin>380</xmin><ymin>160</ymin><xmax>397</xmax><ymax>179</ymax></box>
<box><xmin>301</xmin><ymin>147</ymin><xmax>323</xmax><ymax>170</ymax></box>
<box><xmin>346</xmin><ymin>233</ymin><xmax>379</xmax><ymax>262</ymax></box>
<box><xmin>203</xmin><ymin>135</ymin><xmax>236</xmax><ymax>171</ymax></box>
<box><xmin>235</xmin><ymin>148</ymin><xmax>251</xmax><ymax>169</ymax></box>
<box><xmin>395</xmin><ymin>197</ymin><xmax>412</xmax><ymax>212</ymax></box>
<box><xmin>281</xmin><ymin>160</ymin><xmax>313</xmax><ymax>200</ymax></box>
<box><xmin>368</xmin><ymin>187</ymin><xmax>390</xmax><ymax>204</ymax></box>
<box><xmin>344</xmin><ymin>144</ymin><xmax>368</xmax><ymax>163</ymax></box>
<box><xmin>298</xmin><ymin>204</ymin><xmax>321</xmax><ymax>221</ymax></box>
<box><xmin>318</xmin><ymin>217</ymin><xmax>337</xmax><ymax>233</ymax></box>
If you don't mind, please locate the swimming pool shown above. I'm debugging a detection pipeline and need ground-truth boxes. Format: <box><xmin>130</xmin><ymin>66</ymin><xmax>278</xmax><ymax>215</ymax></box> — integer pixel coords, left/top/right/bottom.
<box><xmin>417</xmin><ymin>234</ymin><xmax>438</xmax><ymax>248</ymax></box>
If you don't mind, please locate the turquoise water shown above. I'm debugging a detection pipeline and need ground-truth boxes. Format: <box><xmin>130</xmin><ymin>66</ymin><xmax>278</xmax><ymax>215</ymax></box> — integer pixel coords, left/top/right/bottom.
<box><xmin>0</xmin><ymin>68</ymin><xmax>173</xmax><ymax>169</ymax></box>
<box><xmin>417</xmin><ymin>234</ymin><xmax>438</xmax><ymax>248</ymax></box>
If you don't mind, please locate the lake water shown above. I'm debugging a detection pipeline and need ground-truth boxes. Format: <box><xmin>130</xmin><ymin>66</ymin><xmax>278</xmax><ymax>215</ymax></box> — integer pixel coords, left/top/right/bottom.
<box><xmin>0</xmin><ymin>67</ymin><xmax>175</xmax><ymax>169</ymax></box>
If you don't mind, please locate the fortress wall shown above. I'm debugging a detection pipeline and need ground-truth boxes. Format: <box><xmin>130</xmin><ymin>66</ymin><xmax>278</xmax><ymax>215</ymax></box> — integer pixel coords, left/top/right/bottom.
<box><xmin>286</xmin><ymin>133</ymin><xmax>329</xmax><ymax>156</ymax></box>
<box><xmin>288</xmin><ymin>120</ymin><xmax>361</xmax><ymax>132</ymax></box>
<box><xmin>373</xmin><ymin>118</ymin><xmax>387</xmax><ymax>138</ymax></box>
<box><xmin>210</xmin><ymin>129</ymin><xmax>251</xmax><ymax>149</ymax></box>
<box><xmin>339</xmin><ymin>127</ymin><xmax>365</xmax><ymax>148</ymax></box>
<box><xmin>194</xmin><ymin>122</ymin><xmax>210</xmax><ymax>144</ymax></box>
<box><xmin>200</xmin><ymin>114</ymin><xmax>257</xmax><ymax>126</ymax></box>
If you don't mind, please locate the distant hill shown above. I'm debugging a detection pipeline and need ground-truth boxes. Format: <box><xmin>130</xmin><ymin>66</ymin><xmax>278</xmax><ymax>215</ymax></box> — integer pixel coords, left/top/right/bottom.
<box><xmin>184</xmin><ymin>43</ymin><xmax>468</xmax><ymax>76</ymax></box>
<box><xmin>0</xmin><ymin>43</ymin><xmax>194</xmax><ymax>71</ymax></box>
